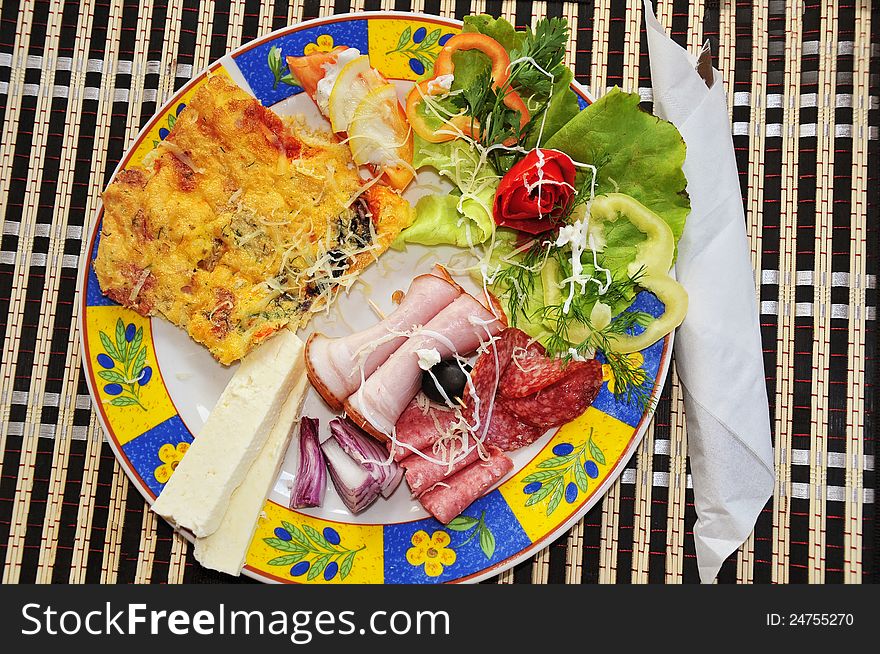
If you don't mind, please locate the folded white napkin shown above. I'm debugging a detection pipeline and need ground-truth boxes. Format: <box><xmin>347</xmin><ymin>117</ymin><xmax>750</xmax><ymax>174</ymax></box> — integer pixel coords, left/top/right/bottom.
<box><xmin>642</xmin><ymin>2</ymin><xmax>775</xmax><ymax>583</ymax></box>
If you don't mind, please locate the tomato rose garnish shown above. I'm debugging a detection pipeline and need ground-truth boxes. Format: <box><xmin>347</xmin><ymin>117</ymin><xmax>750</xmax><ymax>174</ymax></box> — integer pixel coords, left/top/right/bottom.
<box><xmin>493</xmin><ymin>149</ymin><xmax>577</xmax><ymax>234</ymax></box>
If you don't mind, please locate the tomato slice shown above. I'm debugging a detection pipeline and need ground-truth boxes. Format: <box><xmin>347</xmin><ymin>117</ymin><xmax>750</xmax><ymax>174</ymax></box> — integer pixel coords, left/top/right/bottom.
<box><xmin>285</xmin><ymin>46</ymin><xmax>348</xmax><ymax>99</ymax></box>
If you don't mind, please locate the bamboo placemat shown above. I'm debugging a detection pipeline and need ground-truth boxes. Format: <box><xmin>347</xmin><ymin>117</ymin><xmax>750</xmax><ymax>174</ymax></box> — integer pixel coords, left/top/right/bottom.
<box><xmin>0</xmin><ymin>0</ymin><xmax>875</xmax><ymax>584</ymax></box>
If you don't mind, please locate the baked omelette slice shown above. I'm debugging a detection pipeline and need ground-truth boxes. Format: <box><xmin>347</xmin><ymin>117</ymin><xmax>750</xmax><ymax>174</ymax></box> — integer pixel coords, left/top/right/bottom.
<box><xmin>94</xmin><ymin>75</ymin><xmax>413</xmax><ymax>365</ymax></box>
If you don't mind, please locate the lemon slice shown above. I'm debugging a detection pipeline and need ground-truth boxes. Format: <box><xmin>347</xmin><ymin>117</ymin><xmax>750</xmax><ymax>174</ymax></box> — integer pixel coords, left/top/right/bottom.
<box><xmin>327</xmin><ymin>55</ymin><xmax>382</xmax><ymax>133</ymax></box>
<box><xmin>347</xmin><ymin>83</ymin><xmax>409</xmax><ymax>168</ymax></box>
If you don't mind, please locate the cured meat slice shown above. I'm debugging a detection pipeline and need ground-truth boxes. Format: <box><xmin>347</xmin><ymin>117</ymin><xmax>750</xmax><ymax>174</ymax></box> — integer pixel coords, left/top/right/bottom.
<box><xmin>346</xmin><ymin>293</ymin><xmax>503</xmax><ymax>439</ymax></box>
<box><xmin>462</xmin><ymin>327</ymin><xmax>547</xmax><ymax>450</ymax></box>
<box><xmin>462</xmin><ymin>327</ymin><xmax>519</xmax><ymax>440</ymax></box>
<box><xmin>497</xmin><ymin>337</ymin><xmax>569</xmax><ymax>399</ymax></box>
<box><xmin>418</xmin><ymin>446</ymin><xmax>513</xmax><ymax>524</ymax></box>
<box><xmin>462</xmin><ymin>327</ymin><xmax>603</xmax><ymax>448</ymax></box>
<box><xmin>483</xmin><ymin>405</ymin><xmax>545</xmax><ymax>451</ymax></box>
<box><xmin>306</xmin><ymin>268</ymin><xmax>461</xmax><ymax>410</ymax></box>
<box><xmin>498</xmin><ymin>359</ymin><xmax>603</xmax><ymax>428</ymax></box>
<box><xmin>401</xmin><ymin>445</ymin><xmax>482</xmax><ymax>497</ymax></box>
<box><xmin>388</xmin><ymin>395</ymin><xmax>459</xmax><ymax>462</ymax></box>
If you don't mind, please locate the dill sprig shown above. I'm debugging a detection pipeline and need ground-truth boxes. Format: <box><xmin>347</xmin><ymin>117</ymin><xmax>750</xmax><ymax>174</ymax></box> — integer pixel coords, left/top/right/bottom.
<box><xmin>566</xmin><ymin>311</ymin><xmax>656</xmax><ymax>410</ymax></box>
<box><xmin>557</xmin><ymin>170</ymin><xmax>599</xmax><ymax>225</ymax></box>
<box><xmin>493</xmin><ymin>241</ymin><xmax>655</xmax><ymax>410</ymax></box>
<box><xmin>536</xmin><ymin>268</ymin><xmax>643</xmax><ymax>351</ymax></box>
<box><xmin>600</xmin><ymin>265</ymin><xmax>646</xmax><ymax>309</ymax></box>
<box><xmin>490</xmin><ymin>238</ymin><xmax>551</xmax><ymax>326</ymax></box>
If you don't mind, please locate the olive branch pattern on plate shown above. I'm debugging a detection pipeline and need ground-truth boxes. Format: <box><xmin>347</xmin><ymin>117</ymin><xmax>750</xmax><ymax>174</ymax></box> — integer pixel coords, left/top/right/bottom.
<box><xmin>386</xmin><ymin>26</ymin><xmax>453</xmax><ymax>75</ymax></box>
<box><xmin>267</xmin><ymin>46</ymin><xmax>299</xmax><ymax>89</ymax></box>
<box><xmin>264</xmin><ymin>521</ymin><xmax>365</xmax><ymax>581</ymax></box>
<box><xmin>95</xmin><ymin>318</ymin><xmax>152</xmax><ymax>410</ymax></box>
<box><xmin>152</xmin><ymin>103</ymin><xmax>187</xmax><ymax>148</ymax></box>
<box><xmin>446</xmin><ymin>510</ymin><xmax>496</xmax><ymax>559</ymax></box>
<box><xmin>522</xmin><ymin>430</ymin><xmax>605</xmax><ymax>516</ymax></box>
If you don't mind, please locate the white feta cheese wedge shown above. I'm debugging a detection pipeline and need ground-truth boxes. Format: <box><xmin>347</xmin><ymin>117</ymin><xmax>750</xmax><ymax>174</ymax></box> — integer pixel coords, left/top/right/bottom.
<box><xmin>152</xmin><ymin>330</ymin><xmax>306</xmax><ymax>538</ymax></box>
<box><xmin>194</xmin><ymin>374</ymin><xmax>310</xmax><ymax>575</ymax></box>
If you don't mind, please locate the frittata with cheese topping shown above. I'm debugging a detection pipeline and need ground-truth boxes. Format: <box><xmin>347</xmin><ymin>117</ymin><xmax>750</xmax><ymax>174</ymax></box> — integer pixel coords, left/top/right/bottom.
<box><xmin>94</xmin><ymin>75</ymin><xmax>413</xmax><ymax>364</ymax></box>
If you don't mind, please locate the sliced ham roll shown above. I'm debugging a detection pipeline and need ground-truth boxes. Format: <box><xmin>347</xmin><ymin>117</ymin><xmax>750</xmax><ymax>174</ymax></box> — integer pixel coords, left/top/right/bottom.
<box><xmin>346</xmin><ymin>293</ymin><xmax>504</xmax><ymax>439</ymax></box>
<box><xmin>418</xmin><ymin>446</ymin><xmax>513</xmax><ymax>524</ymax></box>
<box><xmin>305</xmin><ymin>268</ymin><xmax>461</xmax><ymax>410</ymax></box>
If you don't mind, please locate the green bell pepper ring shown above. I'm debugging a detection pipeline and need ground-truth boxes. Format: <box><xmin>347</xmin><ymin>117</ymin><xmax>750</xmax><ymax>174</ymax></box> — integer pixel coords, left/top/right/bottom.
<box><xmin>589</xmin><ymin>193</ymin><xmax>688</xmax><ymax>353</ymax></box>
<box><xmin>543</xmin><ymin>193</ymin><xmax>688</xmax><ymax>354</ymax></box>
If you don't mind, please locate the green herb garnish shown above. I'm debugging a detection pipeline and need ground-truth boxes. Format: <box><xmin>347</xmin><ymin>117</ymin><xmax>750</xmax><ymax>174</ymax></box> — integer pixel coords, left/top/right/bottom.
<box><xmin>448</xmin><ymin>17</ymin><xmax>572</xmax><ymax>172</ymax></box>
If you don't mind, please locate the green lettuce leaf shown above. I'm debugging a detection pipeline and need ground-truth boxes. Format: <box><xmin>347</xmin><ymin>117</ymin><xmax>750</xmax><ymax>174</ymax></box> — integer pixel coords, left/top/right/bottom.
<box><xmin>543</xmin><ymin>88</ymin><xmax>688</xmax><ymax>316</ymax></box>
<box><xmin>525</xmin><ymin>67</ymin><xmax>580</xmax><ymax>148</ymax></box>
<box><xmin>451</xmin><ymin>15</ymin><xmax>523</xmax><ymax>93</ymax></box>
<box><xmin>393</xmin><ymin>136</ymin><xmax>499</xmax><ymax>249</ymax></box>
<box><xmin>393</xmin><ymin>190</ymin><xmax>495</xmax><ymax>249</ymax></box>
<box><xmin>450</xmin><ymin>50</ymin><xmax>491</xmax><ymax>92</ymax></box>
<box><xmin>544</xmin><ymin>87</ymin><xmax>690</xmax><ymax>244</ymax></box>
<box><xmin>595</xmin><ymin>213</ymin><xmax>646</xmax><ymax>282</ymax></box>
<box><xmin>461</xmin><ymin>14</ymin><xmax>524</xmax><ymax>52</ymax></box>
<box><xmin>410</xmin><ymin>135</ymin><xmax>458</xmax><ymax>170</ymax></box>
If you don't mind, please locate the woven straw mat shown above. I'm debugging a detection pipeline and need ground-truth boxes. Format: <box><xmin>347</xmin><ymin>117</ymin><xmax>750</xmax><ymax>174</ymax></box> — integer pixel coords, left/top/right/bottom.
<box><xmin>0</xmin><ymin>0</ymin><xmax>876</xmax><ymax>584</ymax></box>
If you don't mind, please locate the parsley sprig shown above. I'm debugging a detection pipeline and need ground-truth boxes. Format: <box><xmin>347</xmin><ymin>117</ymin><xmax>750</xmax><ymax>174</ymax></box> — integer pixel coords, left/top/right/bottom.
<box><xmin>449</xmin><ymin>18</ymin><xmax>570</xmax><ymax>172</ymax></box>
<box><xmin>509</xmin><ymin>17</ymin><xmax>569</xmax><ymax>98</ymax></box>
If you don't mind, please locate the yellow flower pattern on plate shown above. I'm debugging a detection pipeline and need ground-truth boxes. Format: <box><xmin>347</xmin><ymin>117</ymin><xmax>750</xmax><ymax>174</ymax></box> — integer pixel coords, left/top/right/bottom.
<box><xmin>154</xmin><ymin>442</ymin><xmax>189</xmax><ymax>484</ymax></box>
<box><xmin>406</xmin><ymin>530</ymin><xmax>456</xmax><ymax>577</ymax></box>
<box><xmin>304</xmin><ymin>33</ymin><xmax>335</xmax><ymax>55</ymax></box>
<box><xmin>602</xmin><ymin>352</ymin><xmax>645</xmax><ymax>393</ymax></box>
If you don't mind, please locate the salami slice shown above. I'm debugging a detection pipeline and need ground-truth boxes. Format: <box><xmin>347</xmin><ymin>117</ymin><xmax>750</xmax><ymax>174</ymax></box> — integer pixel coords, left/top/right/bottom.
<box><xmin>389</xmin><ymin>394</ymin><xmax>459</xmax><ymax>462</ymax></box>
<box><xmin>462</xmin><ymin>328</ymin><xmax>524</xmax><ymax>435</ymax></box>
<box><xmin>498</xmin><ymin>341</ymin><xmax>572</xmax><ymax>399</ymax></box>
<box><xmin>484</xmin><ymin>404</ymin><xmax>546</xmax><ymax>450</ymax></box>
<box><xmin>418</xmin><ymin>446</ymin><xmax>513</xmax><ymax>524</ymax></box>
<box><xmin>498</xmin><ymin>359</ymin><xmax>603</xmax><ymax>429</ymax></box>
<box><xmin>401</xmin><ymin>445</ymin><xmax>482</xmax><ymax>497</ymax></box>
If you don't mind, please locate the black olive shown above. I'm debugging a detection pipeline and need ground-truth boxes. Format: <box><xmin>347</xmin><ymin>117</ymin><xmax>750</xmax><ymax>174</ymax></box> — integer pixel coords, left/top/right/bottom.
<box><xmin>421</xmin><ymin>359</ymin><xmax>472</xmax><ymax>405</ymax></box>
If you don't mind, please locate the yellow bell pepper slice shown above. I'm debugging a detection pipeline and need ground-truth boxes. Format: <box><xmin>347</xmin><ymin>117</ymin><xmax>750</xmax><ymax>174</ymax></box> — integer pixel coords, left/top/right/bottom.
<box><xmin>541</xmin><ymin>193</ymin><xmax>687</xmax><ymax>353</ymax></box>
